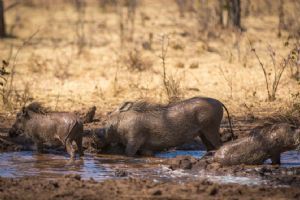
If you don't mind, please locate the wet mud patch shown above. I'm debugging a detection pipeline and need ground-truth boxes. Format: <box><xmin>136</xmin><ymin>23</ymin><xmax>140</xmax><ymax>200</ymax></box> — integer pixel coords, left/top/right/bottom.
<box><xmin>0</xmin><ymin>150</ymin><xmax>271</xmax><ymax>186</ymax></box>
<box><xmin>166</xmin><ymin>150</ymin><xmax>300</xmax><ymax>187</ymax></box>
<box><xmin>0</xmin><ymin>151</ymin><xmax>170</xmax><ymax>181</ymax></box>
<box><xmin>1</xmin><ymin>150</ymin><xmax>300</xmax><ymax>187</ymax></box>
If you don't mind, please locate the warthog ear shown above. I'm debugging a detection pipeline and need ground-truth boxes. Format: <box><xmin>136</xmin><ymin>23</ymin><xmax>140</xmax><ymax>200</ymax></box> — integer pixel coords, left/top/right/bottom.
<box><xmin>21</xmin><ymin>107</ymin><xmax>28</xmax><ymax>116</ymax></box>
<box><xmin>118</xmin><ymin>101</ymin><xmax>133</xmax><ymax>112</ymax></box>
<box><xmin>21</xmin><ymin>107</ymin><xmax>30</xmax><ymax>118</ymax></box>
<box><xmin>21</xmin><ymin>106</ymin><xmax>26</xmax><ymax>114</ymax></box>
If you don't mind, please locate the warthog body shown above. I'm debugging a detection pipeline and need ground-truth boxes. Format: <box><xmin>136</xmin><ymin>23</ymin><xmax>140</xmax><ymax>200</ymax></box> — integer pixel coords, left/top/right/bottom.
<box><xmin>104</xmin><ymin>97</ymin><xmax>233</xmax><ymax>156</ymax></box>
<box><xmin>214</xmin><ymin>123</ymin><xmax>300</xmax><ymax>165</ymax></box>
<box><xmin>9</xmin><ymin>102</ymin><xmax>84</xmax><ymax>159</ymax></box>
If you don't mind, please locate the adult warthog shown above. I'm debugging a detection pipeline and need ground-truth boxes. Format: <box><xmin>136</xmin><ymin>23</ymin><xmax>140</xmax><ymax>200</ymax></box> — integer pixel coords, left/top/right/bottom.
<box><xmin>9</xmin><ymin>102</ymin><xmax>84</xmax><ymax>159</ymax></box>
<box><xmin>103</xmin><ymin>97</ymin><xmax>234</xmax><ymax>156</ymax></box>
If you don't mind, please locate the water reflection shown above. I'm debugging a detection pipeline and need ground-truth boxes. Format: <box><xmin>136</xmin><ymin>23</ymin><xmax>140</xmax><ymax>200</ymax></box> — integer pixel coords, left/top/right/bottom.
<box><xmin>0</xmin><ymin>150</ymin><xmax>299</xmax><ymax>185</ymax></box>
<box><xmin>155</xmin><ymin>150</ymin><xmax>206</xmax><ymax>158</ymax></box>
<box><xmin>0</xmin><ymin>151</ymin><xmax>114</xmax><ymax>180</ymax></box>
<box><xmin>0</xmin><ymin>151</ymin><xmax>164</xmax><ymax>181</ymax></box>
<box><xmin>265</xmin><ymin>151</ymin><xmax>300</xmax><ymax>167</ymax></box>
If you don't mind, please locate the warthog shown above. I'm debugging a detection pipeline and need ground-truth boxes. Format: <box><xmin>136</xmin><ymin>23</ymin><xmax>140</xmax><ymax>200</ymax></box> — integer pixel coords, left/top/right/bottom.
<box><xmin>104</xmin><ymin>97</ymin><xmax>233</xmax><ymax>156</ymax></box>
<box><xmin>9</xmin><ymin>102</ymin><xmax>84</xmax><ymax>159</ymax></box>
<box><xmin>213</xmin><ymin>123</ymin><xmax>300</xmax><ymax>165</ymax></box>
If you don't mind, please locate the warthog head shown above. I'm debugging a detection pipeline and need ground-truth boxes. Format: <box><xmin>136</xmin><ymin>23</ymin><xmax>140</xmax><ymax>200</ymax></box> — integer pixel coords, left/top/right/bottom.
<box><xmin>270</xmin><ymin>124</ymin><xmax>300</xmax><ymax>150</ymax></box>
<box><xmin>9</xmin><ymin>102</ymin><xmax>46</xmax><ymax>137</ymax></box>
<box><xmin>9</xmin><ymin>108</ymin><xmax>28</xmax><ymax>137</ymax></box>
<box><xmin>103</xmin><ymin>102</ymin><xmax>134</xmax><ymax>143</ymax></box>
<box><xmin>284</xmin><ymin>125</ymin><xmax>300</xmax><ymax>148</ymax></box>
<box><xmin>277</xmin><ymin>125</ymin><xmax>300</xmax><ymax>152</ymax></box>
<box><xmin>85</xmin><ymin>128</ymin><xmax>108</xmax><ymax>150</ymax></box>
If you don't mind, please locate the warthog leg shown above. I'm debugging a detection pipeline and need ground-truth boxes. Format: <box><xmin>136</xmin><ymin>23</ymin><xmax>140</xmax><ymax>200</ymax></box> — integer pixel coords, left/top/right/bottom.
<box><xmin>139</xmin><ymin>149</ymin><xmax>154</xmax><ymax>157</ymax></box>
<box><xmin>75</xmin><ymin>137</ymin><xmax>84</xmax><ymax>157</ymax></box>
<box><xmin>35</xmin><ymin>140</ymin><xmax>44</xmax><ymax>153</ymax></box>
<box><xmin>199</xmin><ymin>134</ymin><xmax>215</xmax><ymax>151</ymax></box>
<box><xmin>125</xmin><ymin>136</ymin><xmax>145</xmax><ymax>157</ymax></box>
<box><xmin>271</xmin><ymin>152</ymin><xmax>281</xmax><ymax>165</ymax></box>
<box><xmin>66</xmin><ymin>138</ymin><xmax>76</xmax><ymax>159</ymax></box>
<box><xmin>198</xmin><ymin>126</ymin><xmax>222</xmax><ymax>151</ymax></box>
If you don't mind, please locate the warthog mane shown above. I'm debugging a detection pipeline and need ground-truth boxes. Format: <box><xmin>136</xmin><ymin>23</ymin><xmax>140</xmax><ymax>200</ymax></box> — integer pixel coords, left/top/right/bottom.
<box><xmin>25</xmin><ymin>102</ymin><xmax>49</xmax><ymax>114</ymax></box>
<box><xmin>129</xmin><ymin>101</ymin><xmax>169</xmax><ymax>112</ymax></box>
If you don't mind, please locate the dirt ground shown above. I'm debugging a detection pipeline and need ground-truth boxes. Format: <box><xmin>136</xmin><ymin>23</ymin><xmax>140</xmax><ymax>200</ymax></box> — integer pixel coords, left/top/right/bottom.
<box><xmin>1</xmin><ymin>175</ymin><xmax>300</xmax><ymax>200</ymax></box>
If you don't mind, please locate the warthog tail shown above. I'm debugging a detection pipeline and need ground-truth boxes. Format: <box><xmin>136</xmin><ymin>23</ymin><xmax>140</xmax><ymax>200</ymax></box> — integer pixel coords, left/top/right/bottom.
<box><xmin>221</xmin><ymin>104</ymin><xmax>234</xmax><ymax>141</ymax></box>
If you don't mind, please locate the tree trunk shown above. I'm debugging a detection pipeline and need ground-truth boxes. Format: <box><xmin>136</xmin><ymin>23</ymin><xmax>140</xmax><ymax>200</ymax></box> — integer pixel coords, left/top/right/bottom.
<box><xmin>278</xmin><ymin>0</ymin><xmax>284</xmax><ymax>37</ymax></box>
<box><xmin>228</xmin><ymin>0</ymin><xmax>241</xmax><ymax>29</ymax></box>
<box><xmin>218</xmin><ymin>0</ymin><xmax>225</xmax><ymax>26</ymax></box>
<box><xmin>219</xmin><ymin>0</ymin><xmax>241</xmax><ymax>29</ymax></box>
<box><xmin>0</xmin><ymin>0</ymin><xmax>6</xmax><ymax>38</ymax></box>
<box><xmin>244</xmin><ymin>0</ymin><xmax>250</xmax><ymax>17</ymax></box>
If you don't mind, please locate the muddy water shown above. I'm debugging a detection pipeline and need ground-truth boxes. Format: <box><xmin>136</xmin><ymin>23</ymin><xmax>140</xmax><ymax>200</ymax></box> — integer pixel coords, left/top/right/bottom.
<box><xmin>0</xmin><ymin>151</ymin><xmax>168</xmax><ymax>181</ymax></box>
<box><xmin>156</xmin><ymin>150</ymin><xmax>205</xmax><ymax>158</ymax></box>
<box><xmin>0</xmin><ymin>150</ymin><xmax>299</xmax><ymax>185</ymax></box>
<box><xmin>265</xmin><ymin>151</ymin><xmax>300</xmax><ymax>167</ymax></box>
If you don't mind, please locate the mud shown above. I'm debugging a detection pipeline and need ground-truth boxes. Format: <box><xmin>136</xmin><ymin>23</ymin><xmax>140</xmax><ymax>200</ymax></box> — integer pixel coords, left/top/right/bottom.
<box><xmin>1</xmin><ymin>115</ymin><xmax>300</xmax><ymax>199</ymax></box>
<box><xmin>0</xmin><ymin>176</ymin><xmax>300</xmax><ymax>200</ymax></box>
<box><xmin>167</xmin><ymin>155</ymin><xmax>300</xmax><ymax>187</ymax></box>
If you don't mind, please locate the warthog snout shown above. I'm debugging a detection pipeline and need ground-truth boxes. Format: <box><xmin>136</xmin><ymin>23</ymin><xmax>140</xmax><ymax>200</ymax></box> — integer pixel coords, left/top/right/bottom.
<box><xmin>8</xmin><ymin>122</ymin><xmax>25</xmax><ymax>137</ymax></box>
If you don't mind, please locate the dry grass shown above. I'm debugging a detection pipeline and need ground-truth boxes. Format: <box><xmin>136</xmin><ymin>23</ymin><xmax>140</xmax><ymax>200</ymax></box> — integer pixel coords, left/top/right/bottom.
<box><xmin>123</xmin><ymin>48</ymin><xmax>152</xmax><ymax>72</ymax></box>
<box><xmin>0</xmin><ymin>0</ymin><xmax>299</xmax><ymax>118</ymax></box>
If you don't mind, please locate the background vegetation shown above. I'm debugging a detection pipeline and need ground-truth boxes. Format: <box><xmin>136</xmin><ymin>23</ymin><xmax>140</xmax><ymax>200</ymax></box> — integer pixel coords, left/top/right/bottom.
<box><xmin>0</xmin><ymin>0</ymin><xmax>299</xmax><ymax>119</ymax></box>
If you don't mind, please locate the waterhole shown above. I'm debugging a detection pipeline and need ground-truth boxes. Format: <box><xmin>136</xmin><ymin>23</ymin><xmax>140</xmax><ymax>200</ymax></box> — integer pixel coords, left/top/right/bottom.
<box><xmin>0</xmin><ymin>150</ymin><xmax>299</xmax><ymax>185</ymax></box>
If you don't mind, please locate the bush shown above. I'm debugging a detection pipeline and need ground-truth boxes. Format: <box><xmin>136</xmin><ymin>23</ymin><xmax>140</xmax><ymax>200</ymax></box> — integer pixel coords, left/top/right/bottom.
<box><xmin>123</xmin><ymin>49</ymin><xmax>152</xmax><ymax>72</ymax></box>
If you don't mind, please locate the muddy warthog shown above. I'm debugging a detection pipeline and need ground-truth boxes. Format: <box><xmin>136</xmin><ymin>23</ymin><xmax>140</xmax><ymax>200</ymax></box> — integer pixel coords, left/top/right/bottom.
<box><xmin>9</xmin><ymin>102</ymin><xmax>84</xmax><ymax>159</ymax></box>
<box><xmin>213</xmin><ymin>123</ymin><xmax>300</xmax><ymax>165</ymax></box>
<box><xmin>103</xmin><ymin>97</ymin><xmax>233</xmax><ymax>156</ymax></box>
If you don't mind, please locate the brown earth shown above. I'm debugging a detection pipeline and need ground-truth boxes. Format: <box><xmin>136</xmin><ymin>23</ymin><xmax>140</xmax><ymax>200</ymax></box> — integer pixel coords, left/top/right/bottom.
<box><xmin>0</xmin><ymin>175</ymin><xmax>300</xmax><ymax>200</ymax></box>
